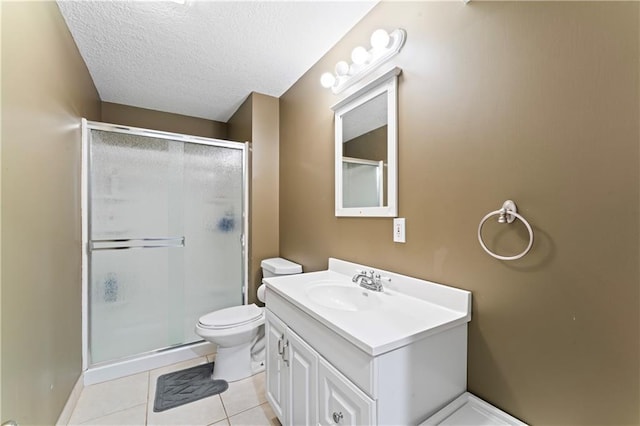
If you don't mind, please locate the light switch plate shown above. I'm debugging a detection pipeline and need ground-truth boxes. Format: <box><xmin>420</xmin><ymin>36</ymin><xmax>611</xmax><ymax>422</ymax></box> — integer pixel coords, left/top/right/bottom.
<box><xmin>393</xmin><ymin>218</ymin><xmax>406</xmax><ymax>243</ymax></box>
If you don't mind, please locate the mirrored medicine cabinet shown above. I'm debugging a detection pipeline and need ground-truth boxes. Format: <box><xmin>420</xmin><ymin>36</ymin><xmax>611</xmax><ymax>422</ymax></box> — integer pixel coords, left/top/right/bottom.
<box><xmin>332</xmin><ymin>67</ymin><xmax>401</xmax><ymax>217</ymax></box>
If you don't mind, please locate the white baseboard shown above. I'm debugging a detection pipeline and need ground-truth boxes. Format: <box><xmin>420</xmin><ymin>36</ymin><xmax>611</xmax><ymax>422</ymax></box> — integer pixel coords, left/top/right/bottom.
<box><xmin>56</xmin><ymin>375</ymin><xmax>84</xmax><ymax>426</ymax></box>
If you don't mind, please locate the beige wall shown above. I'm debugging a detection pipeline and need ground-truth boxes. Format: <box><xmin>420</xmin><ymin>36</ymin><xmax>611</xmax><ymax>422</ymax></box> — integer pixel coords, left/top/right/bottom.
<box><xmin>343</xmin><ymin>126</ymin><xmax>387</xmax><ymax>161</ymax></box>
<box><xmin>280</xmin><ymin>2</ymin><xmax>639</xmax><ymax>424</ymax></box>
<box><xmin>1</xmin><ymin>2</ymin><xmax>101</xmax><ymax>424</ymax></box>
<box><xmin>101</xmin><ymin>101</ymin><xmax>228</xmax><ymax>139</ymax></box>
<box><xmin>250</xmin><ymin>94</ymin><xmax>280</xmax><ymax>301</ymax></box>
<box><xmin>228</xmin><ymin>95</ymin><xmax>253</xmax><ymax>143</ymax></box>
<box><xmin>228</xmin><ymin>95</ymin><xmax>255</xmax><ymax>301</ymax></box>
<box><xmin>228</xmin><ymin>93</ymin><xmax>280</xmax><ymax>303</ymax></box>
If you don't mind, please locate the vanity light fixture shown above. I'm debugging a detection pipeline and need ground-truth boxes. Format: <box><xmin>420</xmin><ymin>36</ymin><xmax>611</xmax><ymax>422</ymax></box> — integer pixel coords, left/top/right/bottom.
<box><xmin>321</xmin><ymin>28</ymin><xmax>406</xmax><ymax>94</ymax></box>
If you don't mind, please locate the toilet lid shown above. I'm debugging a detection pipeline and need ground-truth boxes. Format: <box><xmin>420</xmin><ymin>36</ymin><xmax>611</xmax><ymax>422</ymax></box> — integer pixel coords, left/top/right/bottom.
<box><xmin>198</xmin><ymin>304</ymin><xmax>263</xmax><ymax>330</ymax></box>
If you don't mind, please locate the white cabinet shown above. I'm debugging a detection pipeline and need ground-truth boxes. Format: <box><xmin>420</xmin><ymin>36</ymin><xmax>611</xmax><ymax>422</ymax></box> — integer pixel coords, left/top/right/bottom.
<box><xmin>318</xmin><ymin>358</ymin><xmax>375</xmax><ymax>426</ymax></box>
<box><xmin>265</xmin><ymin>288</ymin><xmax>468</xmax><ymax>425</ymax></box>
<box><xmin>288</xmin><ymin>327</ymin><xmax>318</xmax><ymax>425</ymax></box>
<box><xmin>266</xmin><ymin>310</ymin><xmax>317</xmax><ymax>425</ymax></box>
<box><xmin>267</xmin><ymin>309</ymin><xmax>377</xmax><ymax>426</ymax></box>
<box><xmin>265</xmin><ymin>311</ymin><xmax>287</xmax><ymax>421</ymax></box>
<box><xmin>264</xmin><ymin>259</ymin><xmax>472</xmax><ymax>424</ymax></box>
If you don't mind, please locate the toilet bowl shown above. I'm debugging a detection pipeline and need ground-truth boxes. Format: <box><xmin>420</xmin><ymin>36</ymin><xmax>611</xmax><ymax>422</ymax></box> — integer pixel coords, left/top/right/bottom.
<box><xmin>195</xmin><ymin>257</ymin><xmax>302</xmax><ymax>382</ymax></box>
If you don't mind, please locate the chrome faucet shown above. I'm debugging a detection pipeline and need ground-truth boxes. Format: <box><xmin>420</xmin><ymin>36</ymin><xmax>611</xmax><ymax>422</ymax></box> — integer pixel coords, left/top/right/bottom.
<box><xmin>352</xmin><ymin>270</ymin><xmax>384</xmax><ymax>292</ymax></box>
<box><xmin>352</xmin><ymin>269</ymin><xmax>374</xmax><ymax>285</ymax></box>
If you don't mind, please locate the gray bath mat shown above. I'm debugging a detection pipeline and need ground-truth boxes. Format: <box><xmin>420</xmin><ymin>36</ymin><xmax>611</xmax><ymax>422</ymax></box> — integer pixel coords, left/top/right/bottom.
<box><xmin>154</xmin><ymin>362</ymin><xmax>228</xmax><ymax>412</ymax></box>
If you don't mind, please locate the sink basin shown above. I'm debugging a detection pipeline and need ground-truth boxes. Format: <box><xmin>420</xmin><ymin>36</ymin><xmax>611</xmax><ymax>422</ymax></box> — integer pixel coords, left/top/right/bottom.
<box><xmin>305</xmin><ymin>280</ymin><xmax>382</xmax><ymax>312</ymax></box>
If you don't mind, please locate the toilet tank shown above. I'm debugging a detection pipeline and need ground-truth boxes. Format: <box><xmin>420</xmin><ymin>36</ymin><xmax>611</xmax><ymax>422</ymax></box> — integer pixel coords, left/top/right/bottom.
<box><xmin>261</xmin><ymin>257</ymin><xmax>302</xmax><ymax>278</ymax></box>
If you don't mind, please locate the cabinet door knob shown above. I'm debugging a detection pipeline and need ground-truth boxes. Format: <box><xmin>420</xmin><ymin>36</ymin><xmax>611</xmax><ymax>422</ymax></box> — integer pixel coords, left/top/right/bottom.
<box><xmin>332</xmin><ymin>411</ymin><xmax>343</xmax><ymax>423</ymax></box>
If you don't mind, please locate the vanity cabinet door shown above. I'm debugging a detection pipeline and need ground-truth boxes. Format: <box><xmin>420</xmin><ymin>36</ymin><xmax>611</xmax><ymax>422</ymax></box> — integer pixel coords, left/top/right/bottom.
<box><xmin>265</xmin><ymin>310</ymin><xmax>288</xmax><ymax>423</ymax></box>
<box><xmin>287</xmin><ymin>329</ymin><xmax>318</xmax><ymax>425</ymax></box>
<box><xmin>318</xmin><ymin>358</ymin><xmax>376</xmax><ymax>426</ymax></box>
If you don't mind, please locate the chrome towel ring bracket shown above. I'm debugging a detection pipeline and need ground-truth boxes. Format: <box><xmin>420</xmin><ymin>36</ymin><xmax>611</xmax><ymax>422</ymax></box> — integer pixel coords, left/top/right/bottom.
<box><xmin>478</xmin><ymin>200</ymin><xmax>534</xmax><ymax>261</ymax></box>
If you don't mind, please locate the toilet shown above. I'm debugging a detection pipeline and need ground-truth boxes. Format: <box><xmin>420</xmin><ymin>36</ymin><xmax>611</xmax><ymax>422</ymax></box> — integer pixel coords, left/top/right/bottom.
<box><xmin>195</xmin><ymin>257</ymin><xmax>302</xmax><ymax>382</ymax></box>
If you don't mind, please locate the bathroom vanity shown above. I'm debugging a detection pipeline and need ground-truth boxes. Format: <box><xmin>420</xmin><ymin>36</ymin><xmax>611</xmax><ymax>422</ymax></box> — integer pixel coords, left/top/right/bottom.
<box><xmin>263</xmin><ymin>258</ymin><xmax>471</xmax><ymax>425</ymax></box>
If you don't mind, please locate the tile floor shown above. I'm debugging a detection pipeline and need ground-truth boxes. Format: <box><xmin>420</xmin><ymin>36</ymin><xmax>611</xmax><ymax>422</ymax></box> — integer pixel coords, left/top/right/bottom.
<box><xmin>66</xmin><ymin>355</ymin><xmax>280</xmax><ymax>426</ymax></box>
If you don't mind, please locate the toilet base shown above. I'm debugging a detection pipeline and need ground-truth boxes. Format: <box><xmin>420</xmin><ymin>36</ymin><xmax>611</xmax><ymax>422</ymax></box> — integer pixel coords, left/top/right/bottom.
<box><xmin>251</xmin><ymin>359</ymin><xmax>265</xmax><ymax>376</ymax></box>
<box><xmin>212</xmin><ymin>342</ymin><xmax>251</xmax><ymax>382</ymax></box>
<box><xmin>211</xmin><ymin>342</ymin><xmax>265</xmax><ymax>382</ymax></box>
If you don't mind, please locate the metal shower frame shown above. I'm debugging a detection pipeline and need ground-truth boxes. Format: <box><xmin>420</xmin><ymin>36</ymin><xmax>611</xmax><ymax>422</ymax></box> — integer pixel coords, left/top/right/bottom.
<box><xmin>80</xmin><ymin>118</ymin><xmax>250</xmax><ymax>371</ymax></box>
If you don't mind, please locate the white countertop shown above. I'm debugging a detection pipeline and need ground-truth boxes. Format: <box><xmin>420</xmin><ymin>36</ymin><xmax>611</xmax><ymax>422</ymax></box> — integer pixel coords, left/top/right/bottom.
<box><xmin>264</xmin><ymin>258</ymin><xmax>471</xmax><ymax>356</ymax></box>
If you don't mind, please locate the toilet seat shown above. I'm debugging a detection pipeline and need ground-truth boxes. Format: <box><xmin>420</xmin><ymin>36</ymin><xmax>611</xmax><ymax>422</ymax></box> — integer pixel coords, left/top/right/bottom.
<box><xmin>198</xmin><ymin>304</ymin><xmax>263</xmax><ymax>330</ymax></box>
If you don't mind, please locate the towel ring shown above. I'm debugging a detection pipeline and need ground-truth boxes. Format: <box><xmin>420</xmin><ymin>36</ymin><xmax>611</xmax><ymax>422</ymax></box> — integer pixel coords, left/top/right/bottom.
<box><xmin>478</xmin><ymin>200</ymin><xmax>534</xmax><ymax>261</ymax></box>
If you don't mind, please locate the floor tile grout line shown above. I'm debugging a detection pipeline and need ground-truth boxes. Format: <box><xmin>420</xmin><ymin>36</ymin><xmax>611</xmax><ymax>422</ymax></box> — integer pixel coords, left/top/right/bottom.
<box><xmin>76</xmin><ymin>403</ymin><xmax>147</xmax><ymax>426</ymax></box>
<box><xmin>71</xmin><ymin>384</ymin><xmax>150</xmax><ymax>426</ymax></box>
<box><xmin>220</xmin><ymin>392</ymin><xmax>231</xmax><ymax>420</ymax></box>
<box><xmin>225</xmin><ymin>400</ymin><xmax>270</xmax><ymax>420</ymax></box>
<box><xmin>68</xmin><ymin>372</ymin><xmax>151</xmax><ymax>425</ymax></box>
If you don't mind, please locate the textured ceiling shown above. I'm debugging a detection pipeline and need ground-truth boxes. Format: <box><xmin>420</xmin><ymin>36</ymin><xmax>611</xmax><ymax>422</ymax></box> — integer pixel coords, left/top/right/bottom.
<box><xmin>57</xmin><ymin>1</ymin><xmax>378</xmax><ymax>122</ymax></box>
<box><xmin>343</xmin><ymin>91</ymin><xmax>386</xmax><ymax>142</ymax></box>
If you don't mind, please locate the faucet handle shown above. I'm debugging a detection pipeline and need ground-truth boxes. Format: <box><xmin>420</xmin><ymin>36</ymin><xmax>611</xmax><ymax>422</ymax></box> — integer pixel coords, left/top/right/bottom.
<box><xmin>368</xmin><ymin>270</ymin><xmax>375</xmax><ymax>278</ymax></box>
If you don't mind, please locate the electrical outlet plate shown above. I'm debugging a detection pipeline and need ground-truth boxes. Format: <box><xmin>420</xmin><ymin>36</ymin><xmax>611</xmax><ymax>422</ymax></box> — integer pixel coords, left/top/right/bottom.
<box><xmin>393</xmin><ymin>218</ymin><xmax>406</xmax><ymax>243</ymax></box>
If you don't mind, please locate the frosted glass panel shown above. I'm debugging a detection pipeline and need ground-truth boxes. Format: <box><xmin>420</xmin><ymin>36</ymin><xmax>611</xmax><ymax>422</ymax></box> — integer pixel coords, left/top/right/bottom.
<box><xmin>90</xmin><ymin>131</ymin><xmax>180</xmax><ymax>240</ymax></box>
<box><xmin>89</xmin><ymin>129</ymin><xmax>244</xmax><ymax>365</ymax></box>
<box><xmin>90</xmin><ymin>248</ymin><xmax>183</xmax><ymax>363</ymax></box>
<box><xmin>182</xmin><ymin>143</ymin><xmax>244</xmax><ymax>343</ymax></box>
<box><xmin>342</xmin><ymin>160</ymin><xmax>383</xmax><ymax>208</ymax></box>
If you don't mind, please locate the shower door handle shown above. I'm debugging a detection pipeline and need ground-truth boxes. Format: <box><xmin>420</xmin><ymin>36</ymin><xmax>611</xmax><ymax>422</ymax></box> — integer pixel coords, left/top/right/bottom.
<box><xmin>89</xmin><ymin>237</ymin><xmax>185</xmax><ymax>251</ymax></box>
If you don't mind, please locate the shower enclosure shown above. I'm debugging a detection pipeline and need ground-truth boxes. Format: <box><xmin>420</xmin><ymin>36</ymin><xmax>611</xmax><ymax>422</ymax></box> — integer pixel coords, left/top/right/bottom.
<box><xmin>82</xmin><ymin>120</ymin><xmax>248</xmax><ymax>377</ymax></box>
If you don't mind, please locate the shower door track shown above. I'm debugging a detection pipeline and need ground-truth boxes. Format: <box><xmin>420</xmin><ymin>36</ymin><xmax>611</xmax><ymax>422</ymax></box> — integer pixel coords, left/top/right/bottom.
<box><xmin>80</xmin><ymin>119</ymin><xmax>250</xmax><ymax>384</ymax></box>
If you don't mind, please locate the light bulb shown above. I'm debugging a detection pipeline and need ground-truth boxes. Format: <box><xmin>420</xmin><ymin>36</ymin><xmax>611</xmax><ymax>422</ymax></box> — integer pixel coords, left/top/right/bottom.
<box><xmin>335</xmin><ymin>61</ymin><xmax>349</xmax><ymax>76</ymax></box>
<box><xmin>370</xmin><ymin>29</ymin><xmax>390</xmax><ymax>49</ymax></box>
<box><xmin>351</xmin><ymin>46</ymin><xmax>370</xmax><ymax>65</ymax></box>
<box><xmin>320</xmin><ymin>72</ymin><xmax>336</xmax><ymax>88</ymax></box>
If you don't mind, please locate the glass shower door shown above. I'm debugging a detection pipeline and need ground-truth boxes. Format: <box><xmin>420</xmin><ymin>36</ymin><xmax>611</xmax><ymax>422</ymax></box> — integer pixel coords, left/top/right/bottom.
<box><xmin>89</xmin><ymin>129</ymin><xmax>245</xmax><ymax>365</ymax></box>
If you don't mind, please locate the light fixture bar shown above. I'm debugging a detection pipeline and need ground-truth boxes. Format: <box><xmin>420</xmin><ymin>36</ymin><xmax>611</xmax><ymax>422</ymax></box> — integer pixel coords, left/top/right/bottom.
<box><xmin>321</xmin><ymin>28</ymin><xmax>406</xmax><ymax>95</ymax></box>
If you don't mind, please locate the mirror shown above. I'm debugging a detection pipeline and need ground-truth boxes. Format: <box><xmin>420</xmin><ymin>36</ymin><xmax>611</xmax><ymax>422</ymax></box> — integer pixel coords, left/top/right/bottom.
<box><xmin>332</xmin><ymin>67</ymin><xmax>400</xmax><ymax>217</ymax></box>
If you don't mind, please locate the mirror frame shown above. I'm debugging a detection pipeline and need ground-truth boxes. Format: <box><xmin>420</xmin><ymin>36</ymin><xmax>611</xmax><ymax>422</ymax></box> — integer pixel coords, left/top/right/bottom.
<box><xmin>332</xmin><ymin>67</ymin><xmax>401</xmax><ymax>217</ymax></box>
